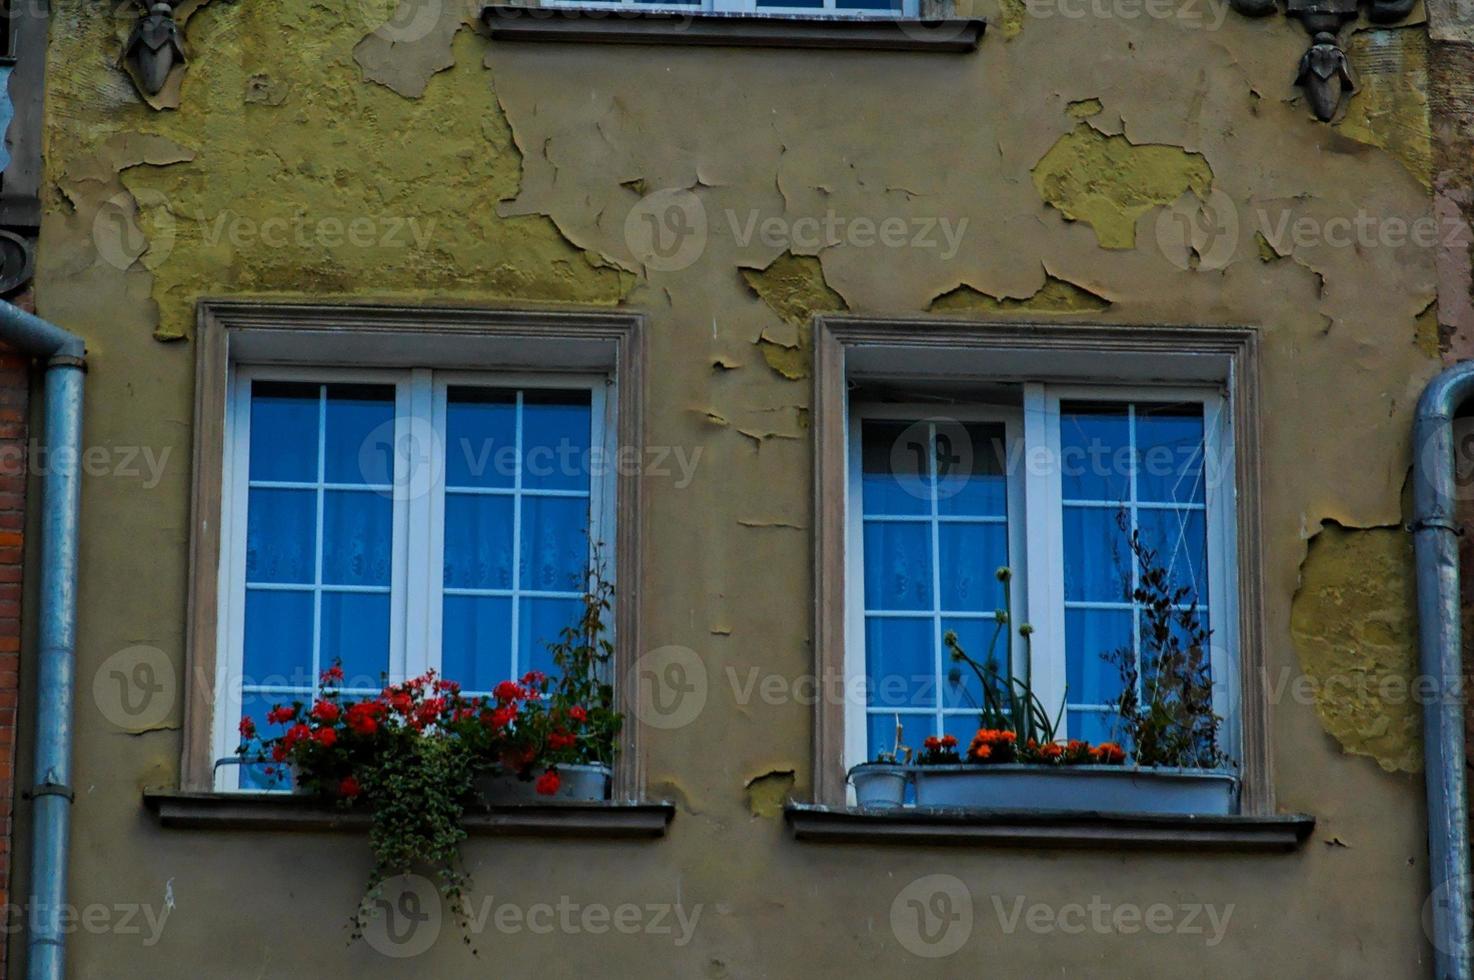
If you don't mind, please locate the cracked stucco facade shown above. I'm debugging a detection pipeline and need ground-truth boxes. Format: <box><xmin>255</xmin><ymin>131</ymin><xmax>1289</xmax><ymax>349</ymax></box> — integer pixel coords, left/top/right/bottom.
<box><xmin>16</xmin><ymin>0</ymin><xmax>1458</xmax><ymax>975</ymax></box>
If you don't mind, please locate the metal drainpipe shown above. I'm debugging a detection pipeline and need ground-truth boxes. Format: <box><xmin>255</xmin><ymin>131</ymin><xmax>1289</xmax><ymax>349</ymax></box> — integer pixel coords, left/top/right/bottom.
<box><xmin>0</xmin><ymin>301</ymin><xmax>85</xmax><ymax>980</ymax></box>
<box><xmin>1413</xmin><ymin>362</ymin><xmax>1474</xmax><ymax>980</ymax></box>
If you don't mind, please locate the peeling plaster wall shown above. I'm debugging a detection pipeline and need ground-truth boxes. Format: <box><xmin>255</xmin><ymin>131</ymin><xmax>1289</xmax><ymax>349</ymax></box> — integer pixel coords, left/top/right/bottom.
<box><xmin>26</xmin><ymin>0</ymin><xmax>1449</xmax><ymax>976</ymax></box>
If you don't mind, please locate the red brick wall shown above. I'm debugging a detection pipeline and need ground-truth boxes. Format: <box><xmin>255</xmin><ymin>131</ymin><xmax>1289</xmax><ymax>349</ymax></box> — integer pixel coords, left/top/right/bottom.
<box><xmin>0</xmin><ymin>339</ymin><xmax>28</xmax><ymax>980</ymax></box>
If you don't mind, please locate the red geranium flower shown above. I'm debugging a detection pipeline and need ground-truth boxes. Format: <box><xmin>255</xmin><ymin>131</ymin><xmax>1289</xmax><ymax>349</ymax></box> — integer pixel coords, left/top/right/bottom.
<box><xmin>310</xmin><ymin>700</ymin><xmax>340</xmax><ymax>723</ymax></box>
<box><xmin>548</xmin><ymin>729</ymin><xmax>576</xmax><ymax>751</ymax></box>
<box><xmin>237</xmin><ymin>717</ymin><xmax>256</xmax><ymax>739</ymax></box>
<box><xmin>271</xmin><ymin>743</ymin><xmax>288</xmax><ymax>763</ymax></box>
<box><xmin>534</xmin><ymin>769</ymin><xmax>561</xmax><ymax>796</ymax></box>
<box><xmin>266</xmin><ymin>705</ymin><xmax>295</xmax><ymax>725</ymax></box>
<box><xmin>314</xmin><ymin>727</ymin><xmax>337</xmax><ymax>748</ymax></box>
<box><xmin>568</xmin><ymin>705</ymin><xmax>588</xmax><ymax>724</ymax></box>
<box><xmin>338</xmin><ymin>776</ymin><xmax>362</xmax><ymax>799</ymax></box>
<box><xmin>493</xmin><ymin>680</ymin><xmax>522</xmax><ymax>703</ymax></box>
<box><xmin>321</xmin><ymin>664</ymin><xmax>345</xmax><ymax>685</ymax></box>
<box><xmin>284</xmin><ymin>723</ymin><xmax>312</xmax><ymax>748</ymax></box>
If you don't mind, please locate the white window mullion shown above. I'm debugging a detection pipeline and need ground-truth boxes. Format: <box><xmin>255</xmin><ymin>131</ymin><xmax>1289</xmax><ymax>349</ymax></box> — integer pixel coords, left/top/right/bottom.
<box><xmin>1203</xmin><ymin>390</ymin><xmax>1239</xmax><ymax>758</ymax></box>
<box><xmin>215</xmin><ymin>372</ymin><xmax>253</xmax><ymax>791</ymax></box>
<box><xmin>310</xmin><ymin>386</ymin><xmax>327</xmax><ymax>694</ymax></box>
<box><xmin>399</xmin><ymin>369</ymin><xmax>434</xmax><ymax>682</ymax></box>
<box><xmin>1023</xmin><ymin>383</ymin><xmax>1067</xmax><ymax>733</ymax></box>
<box><xmin>509</xmin><ymin>390</ymin><xmax>525</xmax><ymax>677</ymax></box>
<box><xmin>843</xmin><ymin>409</ymin><xmax>867</xmax><ymax>786</ymax></box>
<box><xmin>927</xmin><ymin>422</ymin><xmax>944</xmax><ymax>739</ymax></box>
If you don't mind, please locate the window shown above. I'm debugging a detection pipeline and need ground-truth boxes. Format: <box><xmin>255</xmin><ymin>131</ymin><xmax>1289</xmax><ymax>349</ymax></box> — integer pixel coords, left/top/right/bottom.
<box><xmin>813</xmin><ymin>318</ymin><xmax>1267</xmax><ymax>812</ymax></box>
<box><xmin>186</xmin><ymin>305</ymin><xmax>644</xmax><ymax>796</ymax></box>
<box><xmin>219</xmin><ymin>368</ymin><xmax>613</xmax><ymax>789</ymax></box>
<box><xmin>846</xmin><ymin>387</ymin><xmax>1235</xmax><ymax>769</ymax></box>
<box><xmin>540</xmin><ymin>0</ymin><xmax>922</xmax><ymax>18</ymax></box>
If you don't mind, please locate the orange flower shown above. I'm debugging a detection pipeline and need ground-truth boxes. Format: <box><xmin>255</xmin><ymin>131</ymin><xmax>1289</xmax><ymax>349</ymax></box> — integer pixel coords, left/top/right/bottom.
<box><xmin>1091</xmin><ymin>742</ymin><xmax>1127</xmax><ymax>765</ymax></box>
<box><xmin>971</xmin><ymin>743</ymin><xmax>992</xmax><ymax>761</ymax></box>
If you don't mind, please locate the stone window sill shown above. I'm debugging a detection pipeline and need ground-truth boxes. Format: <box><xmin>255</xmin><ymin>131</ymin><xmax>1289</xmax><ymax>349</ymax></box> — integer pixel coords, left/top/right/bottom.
<box><xmin>144</xmin><ymin>790</ymin><xmax>674</xmax><ymax>839</ymax></box>
<box><xmin>481</xmin><ymin>6</ymin><xmax>986</xmax><ymax>52</ymax></box>
<box><xmin>785</xmin><ymin>804</ymin><xmax>1315</xmax><ymax>852</ymax></box>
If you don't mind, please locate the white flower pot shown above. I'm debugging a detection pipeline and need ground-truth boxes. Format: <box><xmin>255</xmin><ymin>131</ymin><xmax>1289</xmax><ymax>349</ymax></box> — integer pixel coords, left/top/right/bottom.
<box><xmin>476</xmin><ymin>763</ymin><xmax>612</xmax><ymax>804</ymax></box>
<box><xmin>847</xmin><ymin>763</ymin><xmax>912</xmax><ymax>810</ymax></box>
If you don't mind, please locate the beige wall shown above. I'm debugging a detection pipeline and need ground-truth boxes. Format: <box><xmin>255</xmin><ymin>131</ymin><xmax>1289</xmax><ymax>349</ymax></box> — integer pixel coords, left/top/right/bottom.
<box><xmin>23</xmin><ymin>0</ymin><xmax>1447</xmax><ymax>975</ymax></box>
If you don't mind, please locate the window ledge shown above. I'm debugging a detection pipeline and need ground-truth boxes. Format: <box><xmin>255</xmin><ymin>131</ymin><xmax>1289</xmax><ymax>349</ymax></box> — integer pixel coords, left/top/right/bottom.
<box><xmin>481</xmin><ymin>6</ymin><xmax>986</xmax><ymax>52</ymax></box>
<box><xmin>144</xmin><ymin>791</ymin><xmax>674</xmax><ymax>840</ymax></box>
<box><xmin>785</xmin><ymin>804</ymin><xmax>1315</xmax><ymax>852</ymax></box>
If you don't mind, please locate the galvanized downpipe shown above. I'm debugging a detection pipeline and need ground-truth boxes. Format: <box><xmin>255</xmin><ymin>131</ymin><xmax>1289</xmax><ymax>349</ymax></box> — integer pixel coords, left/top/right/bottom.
<box><xmin>1414</xmin><ymin>362</ymin><xmax>1474</xmax><ymax>980</ymax></box>
<box><xmin>0</xmin><ymin>301</ymin><xmax>84</xmax><ymax>980</ymax></box>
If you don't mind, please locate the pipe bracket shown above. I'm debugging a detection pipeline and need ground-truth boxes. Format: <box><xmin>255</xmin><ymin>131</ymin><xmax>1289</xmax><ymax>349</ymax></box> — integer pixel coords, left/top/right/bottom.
<box><xmin>1409</xmin><ymin>518</ymin><xmax>1466</xmax><ymax>535</ymax></box>
<box><xmin>24</xmin><ymin>783</ymin><xmax>74</xmax><ymax>804</ymax></box>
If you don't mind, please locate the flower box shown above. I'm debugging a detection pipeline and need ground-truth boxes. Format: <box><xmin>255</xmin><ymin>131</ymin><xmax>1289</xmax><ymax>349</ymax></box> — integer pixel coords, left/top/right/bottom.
<box><xmin>476</xmin><ymin>763</ymin><xmax>612</xmax><ymax>804</ymax></box>
<box><xmin>912</xmin><ymin>764</ymin><xmax>1238</xmax><ymax>815</ymax></box>
<box><xmin>846</xmin><ymin>762</ymin><xmax>911</xmax><ymax>810</ymax></box>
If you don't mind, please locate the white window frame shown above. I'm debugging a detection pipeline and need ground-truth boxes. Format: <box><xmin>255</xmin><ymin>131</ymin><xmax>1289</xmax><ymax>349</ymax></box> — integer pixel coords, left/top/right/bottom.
<box><xmin>214</xmin><ymin>364</ymin><xmax>614</xmax><ymax>790</ymax></box>
<box><xmin>841</xmin><ymin>383</ymin><xmax>1239</xmax><ymax>776</ymax></box>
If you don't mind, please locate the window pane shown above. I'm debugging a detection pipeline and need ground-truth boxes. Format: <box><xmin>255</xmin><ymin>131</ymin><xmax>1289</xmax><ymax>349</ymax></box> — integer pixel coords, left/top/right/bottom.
<box><xmin>863</xmin><ymin>521</ymin><xmax>933</xmax><ymax>611</ymax></box>
<box><xmin>865</xmin><ymin>617</ymin><xmax>934</xmax><ymax>709</ymax></box>
<box><xmin>242</xmin><ymin>590</ymin><xmax>313</xmax><ymax>687</ymax></box>
<box><xmin>249</xmin><ymin>382</ymin><xmax>318</xmax><ymax>483</ymax></box>
<box><xmin>1060</xmin><ymin>403</ymin><xmax>1130</xmax><ymax>502</ymax></box>
<box><xmin>942</xmin><ymin>712</ymin><xmax>981</xmax><ymax>744</ymax></box>
<box><xmin>321</xmin><ymin>490</ymin><xmax>393</xmax><ymax>587</ymax></box>
<box><xmin>1062</xmin><ymin>506</ymin><xmax>1131</xmax><ymax>603</ymax></box>
<box><xmin>937</xmin><ymin>523</ymin><xmax>1007</xmax><ymax>612</ymax></box>
<box><xmin>519</xmin><ymin>495</ymin><xmax>589</xmax><ymax>594</ymax></box>
<box><xmin>521</xmin><ymin>390</ymin><xmax>593</xmax><ymax>493</ymax></box>
<box><xmin>321</xmin><ymin>591</ymin><xmax>390</xmax><ymax>689</ymax></box>
<box><xmin>442</xmin><ymin>595</ymin><xmax>512</xmax><ymax>692</ymax></box>
<box><xmin>940</xmin><ymin>617</ymin><xmax>996</xmax><ymax>710</ymax></box>
<box><xmin>1140</xmin><ymin>605</ymin><xmax>1213</xmax><ymax>692</ymax></box>
<box><xmin>1137</xmin><ymin>507</ymin><xmax>1208</xmax><ymax>603</ymax></box>
<box><xmin>246</xmin><ymin>488</ymin><xmax>316</xmax><ymax>584</ymax></box>
<box><xmin>323</xmin><ymin>384</ymin><xmax>396</xmax><ymax>486</ymax></box>
<box><xmin>238</xmin><ymin>692</ymin><xmax>298</xmax><ymax>790</ymax></box>
<box><xmin>443</xmin><ymin>494</ymin><xmax>514</xmax><ymax>590</ymax></box>
<box><xmin>445</xmin><ymin>388</ymin><xmax>516</xmax><ymax>490</ymax></box>
<box><xmin>936</xmin><ymin>422</ymin><xmax>1008</xmax><ymax>517</ymax></box>
<box><xmin>861</xmin><ymin>420</ymin><xmax>929</xmax><ymax>517</ymax></box>
<box><xmin>1067</xmin><ymin>708</ymin><xmax>1120</xmax><ymax>745</ymax></box>
<box><xmin>1065</xmin><ymin>608</ymin><xmax>1130</xmax><ymax>707</ymax></box>
<box><xmin>519</xmin><ymin>596</ymin><xmax>583</xmax><ymax>680</ymax></box>
<box><xmin>1136</xmin><ymin>403</ymin><xmax>1205</xmax><ymax>504</ymax></box>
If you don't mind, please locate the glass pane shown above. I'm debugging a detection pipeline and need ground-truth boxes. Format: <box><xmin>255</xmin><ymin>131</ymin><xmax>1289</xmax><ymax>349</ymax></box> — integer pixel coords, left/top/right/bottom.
<box><xmin>861</xmin><ymin>420</ymin><xmax>929</xmax><ymax>517</ymax></box>
<box><xmin>242</xmin><ymin>590</ymin><xmax>314</xmax><ymax>687</ymax></box>
<box><xmin>936</xmin><ymin>422</ymin><xmax>1008</xmax><ymax>517</ymax></box>
<box><xmin>443</xmin><ymin>493</ymin><xmax>514</xmax><ymax>590</ymax></box>
<box><xmin>942</xmin><ymin>712</ymin><xmax>981</xmax><ymax>745</ymax></box>
<box><xmin>867</xmin><ymin>712</ymin><xmax>933</xmax><ymax>761</ymax></box>
<box><xmin>1136</xmin><ymin>403</ymin><xmax>1206</xmax><ymax>504</ymax></box>
<box><xmin>249</xmin><ymin>382</ymin><xmax>318</xmax><ymax>483</ymax></box>
<box><xmin>519</xmin><ymin>596</ymin><xmax>583</xmax><ymax>680</ymax></box>
<box><xmin>442</xmin><ymin>595</ymin><xmax>512</xmax><ymax>693</ymax></box>
<box><xmin>238</xmin><ymin>692</ymin><xmax>301</xmax><ymax>790</ymax></box>
<box><xmin>245</xmin><ymin>489</ymin><xmax>316</xmax><ymax>585</ymax></box>
<box><xmin>320</xmin><ymin>591</ymin><xmax>390</xmax><ymax>689</ymax></box>
<box><xmin>321</xmin><ymin>490</ymin><xmax>393</xmax><ymax>587</ymax></box>
<box><xmin>1067</xmin><ymin>708</ymin><xmax>1120</xmax><ymax>746</ymax></box>
<box><xmin>1059</xmin><ymin>403</ymin><xmax>1131</xmax><ymax>503</ymax></box>
<box><xmin>1065</xmin><ymin>608</ymin><xmax>1131</xmax><ymax>707</ymax></box>
<box><xmin>445</xmin><ymin>388</ymin><xmax>517</xmax><ymax>490</ymax></box>
<box><xmin>939</xmin><ymin>617</ymin><xmax>1000</xmax><ymax>710</ymax></box>
<box><xmin>1137</xmin><ymin>508</ymin><xmax>1209</xmax><ymax>604</ymax></box>
<box><xmin>937</xmin><ymin>523</ymin><xmax>1007</xmax><ymax>612</ymax></box>
<box><xmin>1139</xmin><ymin>604</ymin><xmax>1213</xmax><ymax>692</ymax></box>
<box><xmin>865</xmin><ymin>617</ymin><xmax>934</xmax><ymax>709</ymax></box>
<box><xmin>521</xmin><ymin>390</ymin><xmax>593</xmax><ymax>493</ymax></box>
<box><xmin>1062</xmin><ymin>506</ymin><xmax>1132</xmax><ymax>603</ymax></box>
<box><xmin>324</xmin><ymin>384</ymin><xmax>397</xmax><ymax>486</ymax></box>
<box><xmin>863</xmin><ymin>521</ymin><xmax>933</xmax><ymax>611</ymax></box>
<box><xmin>519</xmin><ymin>495</ymin><xmax>590</xmax><ymax>594</ymax></box>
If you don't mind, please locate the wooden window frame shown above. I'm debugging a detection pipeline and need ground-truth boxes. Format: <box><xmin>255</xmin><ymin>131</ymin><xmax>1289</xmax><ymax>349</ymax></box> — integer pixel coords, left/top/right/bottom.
<box><xmin>184</xmin><ymin>301</ymin><xmax>647</xmax><ymax>799</ymax></box>
<box><xmin>812</xmin><ymin>316</ymin><xmax>1270</xmax><ymax>813</ymax></box>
